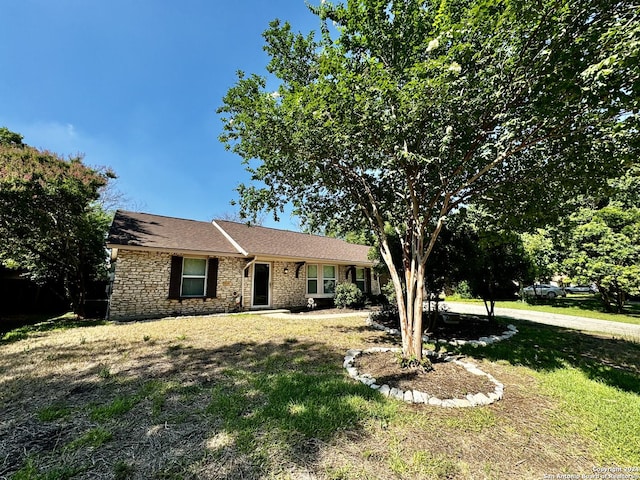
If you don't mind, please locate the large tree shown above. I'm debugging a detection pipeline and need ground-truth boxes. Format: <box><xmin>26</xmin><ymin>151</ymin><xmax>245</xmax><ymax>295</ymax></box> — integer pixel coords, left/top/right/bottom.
<box><xmin>562</xmin><ymin>166</ymin><xmax>640</xmax><ymax>312</ymax></box>
<box><xmin>219</xmin><ymin>0</ymin><xmax>637</xmax><ymax>359</ymax></box>
<box><xmin>521</xmin><ymin>228</ymin><xmax>558</xmax><ymax>284</ymax></box>
<box><xmin>448</xmin><ymin>208</ymin><xmax>533</xmax><ymax>319</ymax></box>
<box><xmin>564</xmin><ymin>204</ymin><xmax>640</xmax><ymax>312</ymax></box>
<box><xmin>0</xmin><ymin>128</ymin><xmax>114</xmax><ymax>315</ymax></box>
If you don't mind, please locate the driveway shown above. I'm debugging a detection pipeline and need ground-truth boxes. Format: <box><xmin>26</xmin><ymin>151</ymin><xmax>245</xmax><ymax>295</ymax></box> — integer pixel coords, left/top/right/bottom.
<box><xmin>444</xmin><ymin>302</ymin><xmax>640</xmax><ymax>341</ymax></box>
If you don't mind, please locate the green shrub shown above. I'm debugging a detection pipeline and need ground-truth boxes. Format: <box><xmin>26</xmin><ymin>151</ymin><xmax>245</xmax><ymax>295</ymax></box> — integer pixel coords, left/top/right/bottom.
<box><xmin>454</xmin><ymin>281</ymin><xmax>473</xmax><ymax>299</ymax></box>
<box><xmin>334</xmin><ymin>283</ymin><xmax>365</xmax><ymax>309</ymax></box>
<box><xmin>382</xmin><ymin>280</ymin><xmax>397</xmax><ymax>304</ymax></box>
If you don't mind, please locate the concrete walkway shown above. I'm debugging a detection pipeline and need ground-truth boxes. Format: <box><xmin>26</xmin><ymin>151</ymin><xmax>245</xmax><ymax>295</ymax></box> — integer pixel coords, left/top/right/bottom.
<box><xmin>444</xmin><ymin>301</ymin><xmax>640</xmax><ymax>341</ymax></box>
<box><xmin>263</xmin><ymin>310</ymin><xmax>371</xmax><ymax>320</ymax></box>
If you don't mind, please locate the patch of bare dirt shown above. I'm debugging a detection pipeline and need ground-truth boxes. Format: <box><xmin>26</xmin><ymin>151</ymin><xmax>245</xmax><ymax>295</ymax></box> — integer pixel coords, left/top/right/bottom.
<box><xmin>354</xmin><ymin>352</ymin><xmax>496</xmax><ymax>398</ymax></box>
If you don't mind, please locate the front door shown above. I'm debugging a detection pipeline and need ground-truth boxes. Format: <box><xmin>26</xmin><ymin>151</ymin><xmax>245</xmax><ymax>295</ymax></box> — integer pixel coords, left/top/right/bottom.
<box><xmin>252</xmin><ymin>263</ymin><xmax>270</xmax><ymax>307</ymax></box>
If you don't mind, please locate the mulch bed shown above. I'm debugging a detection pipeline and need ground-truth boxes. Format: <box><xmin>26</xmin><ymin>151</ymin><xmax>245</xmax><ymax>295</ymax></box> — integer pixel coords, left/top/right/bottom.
<box><xmin>431</xmin><ymin>317</ymin><xmax>508</xmax><ymax>341</ymax></box>
<box><xmin>294</xmin><ymin>305</ymin><xmax>508</xmax><ymax>399</ymax></box>
<box><xmin>354</xmin><ymin>352</ymin><xmax>497</xmax><ymax>399</ymax></box>
<box><xmin>360</xmin><ymin>311</ymin><xmax>508</xmax><ymax>400</ymax></box>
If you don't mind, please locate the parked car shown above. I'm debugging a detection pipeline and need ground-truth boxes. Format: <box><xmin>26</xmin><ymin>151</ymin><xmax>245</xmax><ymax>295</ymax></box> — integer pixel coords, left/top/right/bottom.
<box><xmin>523</xmin><ymin>284</ymin><xmax>566</xmax><ymax>299</ymax></box>
<box><xmin>564</xmin><ymin>285</ymin><xmax>598</xmax><ymax>294</ymax></box>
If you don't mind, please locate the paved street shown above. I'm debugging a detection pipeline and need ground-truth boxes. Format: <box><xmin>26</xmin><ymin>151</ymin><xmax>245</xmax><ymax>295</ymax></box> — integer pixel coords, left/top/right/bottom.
<box><xmin>444</xmin><ymin>301</ymin><xmax>640</xmax><ymax>341</ymax></box>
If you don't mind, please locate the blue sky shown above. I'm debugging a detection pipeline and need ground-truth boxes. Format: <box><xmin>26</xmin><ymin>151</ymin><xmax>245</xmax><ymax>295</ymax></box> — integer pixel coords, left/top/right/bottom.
<box><xmin>1</xmin><ymin>1</ymin><xmax>322</xmax><ymax>230</ymax></box>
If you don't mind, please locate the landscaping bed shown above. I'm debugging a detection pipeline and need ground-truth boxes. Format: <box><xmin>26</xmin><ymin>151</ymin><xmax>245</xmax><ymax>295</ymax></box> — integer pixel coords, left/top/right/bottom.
<box><xmin>353</xmin><ymin>351</ymin><xmax>497</xmax><ymax>399</ymax></box>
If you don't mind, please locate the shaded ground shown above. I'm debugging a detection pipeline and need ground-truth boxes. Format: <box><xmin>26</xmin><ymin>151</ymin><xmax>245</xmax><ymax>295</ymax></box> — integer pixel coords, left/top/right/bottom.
<box><xmin>372</xmin><ymin>309</ymin><xmax>508</xmax><ymax>341</ymax></box>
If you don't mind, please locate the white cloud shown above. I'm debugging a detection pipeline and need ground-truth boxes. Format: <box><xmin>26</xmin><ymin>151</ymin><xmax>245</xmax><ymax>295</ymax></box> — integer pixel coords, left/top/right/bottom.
<box><xmin>1</xmin><ymin>119</ymin><xmax>82</xmax><ymax>156</ymax></box>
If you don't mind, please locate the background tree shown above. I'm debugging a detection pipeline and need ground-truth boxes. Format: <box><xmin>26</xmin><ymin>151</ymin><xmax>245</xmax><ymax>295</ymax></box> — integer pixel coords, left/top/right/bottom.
<box><xmin>562</xmin><ymin>167</ymin><xmax>640</xmax><ymax>312</ymax></box>
<box><xmin>521</xmin><ymin>229</ymin><xmax>559</xmax><ymax>285</ymax></box>
<box><xmin>219</xmin><ymin>0</ymin><xmax>636</xmax><ymax>360</ymax></box>
<box><xmin>0</xmin><ymin>127</ymin><xmax>115</xmax><ymax>315</ymax></box>
<box><xmin>464</xmin><ymin>232</ymin><xmax>531</xmax><ymax>319</ymax></box>
<box><xmin>449</xmin><ymin>208</ymin><xmax>533</xmax><ymax>319</ymax></box>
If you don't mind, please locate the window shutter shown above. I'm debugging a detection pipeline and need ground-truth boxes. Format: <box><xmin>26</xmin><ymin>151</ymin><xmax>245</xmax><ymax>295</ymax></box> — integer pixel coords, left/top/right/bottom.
<box><xmin>168</xmin><ymin>256</ymin><xmax>183</xmax><ymax>299</ymax></box>
<box><xmin>206</xmin><ymin>257</ymin><xmax>219</xmax><ymax>298</ymax></box>
<box><xmin>365</xmin><ymin>268</ymin><xmax>372</xmax><ymax>294</ymax></box>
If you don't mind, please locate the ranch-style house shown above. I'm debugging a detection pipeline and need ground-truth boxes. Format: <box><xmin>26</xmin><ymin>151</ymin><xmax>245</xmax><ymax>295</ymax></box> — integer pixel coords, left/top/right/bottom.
<box><xmin>106</xmin><ymin>210</ymin><xmax>380</xmax><ymax>320</ymax></box>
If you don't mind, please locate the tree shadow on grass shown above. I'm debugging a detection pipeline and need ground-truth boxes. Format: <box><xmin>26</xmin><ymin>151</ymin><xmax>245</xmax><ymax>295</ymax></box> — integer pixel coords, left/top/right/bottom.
<box><xmin>455</xmin><ymin>317</ymin><xmax>640</xmax><ymax>395</ymax></box>
<box><xmin>0</xmin><ymin>338</ymin><xmax>391</xmax><ymax>479</ymax></box>
<box><xmin>0</xmin><ymin>314</ymin><xmax>107</xmax><ymax>340</ymax></box>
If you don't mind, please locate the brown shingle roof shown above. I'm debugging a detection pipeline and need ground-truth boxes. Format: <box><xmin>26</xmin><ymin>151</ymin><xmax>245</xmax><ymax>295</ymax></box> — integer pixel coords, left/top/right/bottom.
<box><xmin>107</xmin><ymin>211</ymin><xmax>238</xmax><ymax>255</ymax></box>
<box><xmin>214</xmin><ymin>220</ymin><xmax>373</xmax><ymax>265</ymax></box>
<box><xmin>107</xmin><ymin>210</ymin><xmax>374</xmax><ymax>265</ymax></box>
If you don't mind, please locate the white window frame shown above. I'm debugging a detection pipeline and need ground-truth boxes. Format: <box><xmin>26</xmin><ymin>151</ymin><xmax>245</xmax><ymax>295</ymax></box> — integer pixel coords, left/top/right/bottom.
<box><xmin>180</xmin><ymin>257</ymin><xmax>208</xmax><ymax>297</ymax></box>
<box><xmin>306</xmin><ymin>264</ymin><xmax>337</xmax><ymax>297</ymax></box>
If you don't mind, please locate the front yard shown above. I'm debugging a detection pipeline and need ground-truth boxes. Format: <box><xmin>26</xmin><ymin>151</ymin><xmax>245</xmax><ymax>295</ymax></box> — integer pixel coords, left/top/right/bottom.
<box><xmin>1</xmin><ymin>313</ymin><xmax>638</xmax><ymax>479</ymax></box>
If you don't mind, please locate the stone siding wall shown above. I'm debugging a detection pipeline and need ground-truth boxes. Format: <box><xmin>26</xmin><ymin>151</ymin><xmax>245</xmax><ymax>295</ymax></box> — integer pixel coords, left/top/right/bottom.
<box><xmin>109</xmin><ymin>251</ymin><xmax>381</xmax><ymax>319</ymax></box>
<box><xmin>271</xmin><ymin>261</ymin><xmax>307</xmax><ymax>309</ymax></box>
<box><xmin>242</xmin><ymin>263</ymin><xmax>380</xmax><ymax>309</ymax></box>
<box><xmin>109</xmin><ymin>250</ymin><xmax>245</xmax><ymax>320</ymax></box>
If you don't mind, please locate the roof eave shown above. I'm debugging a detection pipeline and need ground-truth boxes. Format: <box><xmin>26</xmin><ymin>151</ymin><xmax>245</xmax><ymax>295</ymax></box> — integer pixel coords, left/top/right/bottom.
<box><xmin>248</xmin><ymin>253</ymin><xmax>375</xmax><ymax>266</ymax></box>
<box><xmin>106</xmin><ymin>243</ymin><xmax>245</xmax><ymax>258</ymax></box>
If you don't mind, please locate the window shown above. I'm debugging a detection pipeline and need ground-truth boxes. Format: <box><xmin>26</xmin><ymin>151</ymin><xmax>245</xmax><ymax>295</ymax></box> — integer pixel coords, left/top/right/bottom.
<box><xmin>169</xmin><ymin>256</ymin><xmax>218</xmax><ymax>300</ymax></box>
<box><xmin>323</xmin><ymin>265</ymin><xmax>336</xmax><ymax>294</ymax></box>
<box><xmin>355</xmin><ymin>268</ymin><xmax>366</xmax><ymax>292</ymax></box>
<box><xmin>307</xmin><ymin>264</ymin><xmax>336</xmax><ymax>296</ymax></box>
<box><xmin>181</xmin><ymin>258</ymin><xmax>207</xmax><ymax>297</ymax></box>
<box><xmin>307</xmin><ymin>265</ymin><xmax>318</xmax><ymax>294</ymax></box>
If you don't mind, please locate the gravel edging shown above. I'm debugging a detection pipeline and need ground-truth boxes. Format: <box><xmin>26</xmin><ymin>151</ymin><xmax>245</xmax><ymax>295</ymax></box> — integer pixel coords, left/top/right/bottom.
<box><xmin>344</xmin><ymin>314</ymin><xmax>519</xmax><ymax>407</ymax></box>
<box><xmin>344</xmin><ymin>347</ymin><xmax>504</xmax><ymax>407</ymax></box>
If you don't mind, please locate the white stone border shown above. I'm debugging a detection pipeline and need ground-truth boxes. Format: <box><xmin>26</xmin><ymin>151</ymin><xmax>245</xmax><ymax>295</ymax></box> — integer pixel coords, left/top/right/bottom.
<box><xmin>366</xmin><ymin>314</ymin><xmax>519</xmax><ymax>347</ymax></box>
<box><xmin>344</xmin><ymin>347</ymin><xmax>504</xmax><ymax>407</ymax></box>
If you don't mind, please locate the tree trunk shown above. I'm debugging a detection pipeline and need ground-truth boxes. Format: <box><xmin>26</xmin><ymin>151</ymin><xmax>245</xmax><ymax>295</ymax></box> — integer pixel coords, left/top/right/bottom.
<box><xmin>483</xmin><ymin>299</ymin><xmax>495</xmax><ymax>321</ymax></box>
<box><xmin>379</xmin><ymin>229</ymin><xmax>427</xmax><ymax>361</ymax></box>
<box><xmin>484</xmin><ymin>283</ymin><xmax>496</xmax><ymax>322</ymax></box>
<box><xmin>614</xmin><ymin>282</ymin><xmax>625</xmax><ymax>313</ymax></box>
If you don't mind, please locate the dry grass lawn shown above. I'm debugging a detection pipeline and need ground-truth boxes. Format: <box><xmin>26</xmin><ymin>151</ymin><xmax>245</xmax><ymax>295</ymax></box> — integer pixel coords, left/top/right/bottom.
<box><xmin>1</xmin><ymin>313</ymin><xmax>638</xmax><ymax>479</ymax></box>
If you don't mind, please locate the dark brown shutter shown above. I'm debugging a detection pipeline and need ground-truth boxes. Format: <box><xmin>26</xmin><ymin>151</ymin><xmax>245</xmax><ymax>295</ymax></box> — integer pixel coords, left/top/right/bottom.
<box><xmin>365</xmin><ymin>268</ymin><xmax>372</xmax><ymax>294</ymax></box>
<box><xmin>168</xmin><ymin>256</ymin><xmax>183</xmax><ymax>299</ymax></box>
<box><xmin>206</xmin><ymin>258</ymin><xmax>219</xmax><ymax>298</ymax></box>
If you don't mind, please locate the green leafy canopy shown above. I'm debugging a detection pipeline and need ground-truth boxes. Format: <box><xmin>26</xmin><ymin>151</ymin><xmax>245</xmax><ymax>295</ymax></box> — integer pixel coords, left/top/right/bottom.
<box><xmin>0</xmin><ymin>127</ymin><xmax>115</xmax><ymax>314</ymax></box>
<box><xmin>220</xmin><ymin>0</ymin><xmax>635</xmax><ymax>233</ymax></box>
<box><xmin>219</xmin><ymin>0</ymin><xmax>638</xmax><ymax>357</ymax></box>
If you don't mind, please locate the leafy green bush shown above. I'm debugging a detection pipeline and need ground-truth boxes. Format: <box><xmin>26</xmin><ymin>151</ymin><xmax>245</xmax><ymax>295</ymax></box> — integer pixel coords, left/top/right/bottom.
<box><xmin>334</xmin><ymin>282</ymin><xmax>365</xmax><ymax>309</ymax></box>
<box><xmin>382</xmin><ymin>280</ymin><xmax>397</xmax><ymax>304</ymax></box>
<box><xmin>454</xmin><ymin>281</ymin><xmax>473</xmax><ymax>299</ymax></box>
